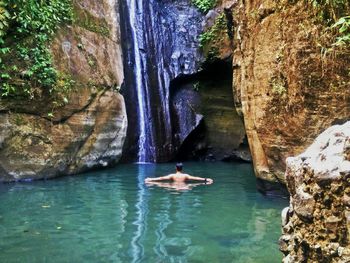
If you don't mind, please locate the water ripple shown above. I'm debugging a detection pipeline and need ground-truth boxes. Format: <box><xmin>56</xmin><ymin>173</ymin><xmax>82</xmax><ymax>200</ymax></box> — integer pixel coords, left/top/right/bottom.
<box><xmin>0</xmin><ymin>162</ymin><xmax>288</xmax><ymax>263</ymax></box>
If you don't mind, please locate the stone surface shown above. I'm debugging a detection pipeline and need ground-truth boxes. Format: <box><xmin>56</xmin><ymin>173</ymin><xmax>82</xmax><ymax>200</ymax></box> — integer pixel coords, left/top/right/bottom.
<box><xmin>120</xmin><ymin>0</ymin><xmax>205</xmax><ymax>162</ymax></box>
<box><xmin>0</xmin><ymin>0</ymin><xmax>127</xmax><ymax>182</ymax></box>
<box><xmin>120</xmin><ymin>0</ymin><xmax>248</xmax><ymax>162</ymax></box>
<box><xmin>171</xmin><ymin>62</ymin><xmax>248</xmax><ymax>161</ymax></box>
<box><xmin>171</xmin><ymin>84</ymin><xmax>204</xmax><ymax>148</ymax></box>
<box><xmin>280</xmin><ymin>121</ymin><xmax>350</xmax><ymax>262</ymax></box>
<box><xmin>231</xmin><ymin>0</ymin><xmax>350</xmax><ymax>182</ymax></box>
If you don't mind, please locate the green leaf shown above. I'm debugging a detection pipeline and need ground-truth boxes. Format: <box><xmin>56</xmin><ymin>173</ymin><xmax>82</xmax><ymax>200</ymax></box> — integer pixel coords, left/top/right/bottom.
<box><xmin>339</xmin><ymin>25</ymin><xmax>348</xmax><ymax>33</ymax></box>
<box><xmin>1</xmin><ymin>73</ymin><xmax>10</xmax><ymax>79</ymax></box>
<box><xmin>332</xmin><ymin>17</ymin><xmax>346</xmax><ymax>28</ymax></box>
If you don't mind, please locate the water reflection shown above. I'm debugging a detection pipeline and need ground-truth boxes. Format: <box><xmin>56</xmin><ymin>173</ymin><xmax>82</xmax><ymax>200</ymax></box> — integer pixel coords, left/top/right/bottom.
<box><xmin>131</xmin><ymin>165</ymin><xmax>151</xmax><ymax>263</ymax></box>
<box><xmin>0</xmin><ymin>163</ymin><xmax>287</xmax><ymax>263</ymax></box>
<box><xmin>146</xmin><ymin>182</ymin><xmax>208</xmax><ymax>192</ymax></box>
<box><xmin>154</xmin><ymin>196</ymin><xmax>172</xmax><ymax>261</ymax></box>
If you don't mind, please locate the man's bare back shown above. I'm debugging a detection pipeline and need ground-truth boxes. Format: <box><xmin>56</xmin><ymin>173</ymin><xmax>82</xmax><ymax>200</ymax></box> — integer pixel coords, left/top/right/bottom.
<box><xmin>144</xmin><ymin>163</ymin><xmax>213</xmax><ymax>184</ymax></box>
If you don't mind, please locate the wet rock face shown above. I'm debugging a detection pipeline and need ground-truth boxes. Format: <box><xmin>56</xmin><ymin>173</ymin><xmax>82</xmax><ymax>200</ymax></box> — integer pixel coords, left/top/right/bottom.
<box><xmin>231</xmin><ymin>0</ymin><xmax>350</xmax><ymax>182</ymax></box>
<box><xmin>171</xmin><ymin>84</ymin><xmax>204</xmax><ymax>148</ymax></box>
<box><xmin>170</xmin><ymin>62</ymin><xmax>248</xmax><ymax>162</ymax></box>
<box><xmin>121</xmin><ymin>0</ymin><xmax>249</xmax><ymax>162</ymax></box>
<box><xmin>0</xmin><ymin>0</ymin><xmax>127</xmax><ymax>182</ymax></box>
<box><xmin>120</xmin><ymin>0</ymin><xmax>205</xmax><ymax>162</ymax></box>
<box><xmin>280</xmin><ymin>122</ymin><xmax>350</xmax><ymax>262</ymax></box>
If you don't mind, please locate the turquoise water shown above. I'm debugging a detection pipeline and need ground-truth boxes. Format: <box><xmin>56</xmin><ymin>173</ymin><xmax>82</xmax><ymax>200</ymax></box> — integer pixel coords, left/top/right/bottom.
<box><xmin>0</xmin><ymin>163</ymin><xmax>288</xmax><ymax>263</ymax></box>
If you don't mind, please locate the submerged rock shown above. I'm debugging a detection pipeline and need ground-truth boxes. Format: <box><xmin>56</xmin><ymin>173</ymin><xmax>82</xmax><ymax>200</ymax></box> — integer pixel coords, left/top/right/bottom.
<box><xmin>280</xmin><ymin>121</ymin><xmax>350</xmax><ymax>262</ymax></box>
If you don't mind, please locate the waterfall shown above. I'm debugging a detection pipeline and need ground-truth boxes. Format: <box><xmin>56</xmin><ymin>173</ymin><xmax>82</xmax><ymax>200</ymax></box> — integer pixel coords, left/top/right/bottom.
<box><xmin>120</xmin><ymin>0</ymin><xmax>204</xmax><ymax>162</ymax></box>
<box><xmin>126</xmin><ymin>0</ymin><xmax>151</xmax><ymax>163</ymax></box>
<box><xmin>121</xmin><ymin>0</ymin><xmax>173</xmax><ymax>163</ymax></box>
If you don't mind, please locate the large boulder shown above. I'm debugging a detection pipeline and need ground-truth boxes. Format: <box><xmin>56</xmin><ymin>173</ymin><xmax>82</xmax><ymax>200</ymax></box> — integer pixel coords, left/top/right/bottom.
<box><xmin>280</xmin><ymin>121</ymin><xmax>350</xmax><ymax>262</ymax></box>
<box><xmin>0</xmin><ymin>0</ymin><xmax>127</xmax><ymax>182</ymax></box>
<box><xmin>231</xmin><ymin>0</ymin><xmax>350</xmax><ymax>182</ymax></box>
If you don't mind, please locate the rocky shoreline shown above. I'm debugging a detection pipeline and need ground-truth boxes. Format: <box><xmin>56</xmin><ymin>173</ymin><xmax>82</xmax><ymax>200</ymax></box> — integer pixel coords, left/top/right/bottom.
<box><xmin>280</xmin><ymin>121</ymin><xmax>350</xmax><ymax>262</ymax></box>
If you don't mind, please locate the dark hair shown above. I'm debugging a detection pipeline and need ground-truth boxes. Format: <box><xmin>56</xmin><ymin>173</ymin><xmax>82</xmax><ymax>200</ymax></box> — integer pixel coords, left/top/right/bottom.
<box><xmin>176</xmin><ymin>163</ymin><xmax>183</xmax><ymax>172</ymax></box>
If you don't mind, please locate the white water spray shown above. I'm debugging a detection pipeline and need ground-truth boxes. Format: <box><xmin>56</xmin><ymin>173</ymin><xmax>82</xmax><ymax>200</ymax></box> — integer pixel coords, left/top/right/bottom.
<box><xmin>127</xmin><ymin>0</ymin><xmax>148</xmax><ymax>163</ymax></box>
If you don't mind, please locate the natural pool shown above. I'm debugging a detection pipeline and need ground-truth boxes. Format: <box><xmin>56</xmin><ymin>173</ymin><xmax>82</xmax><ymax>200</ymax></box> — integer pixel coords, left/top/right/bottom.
<box><xmin>0</xmin><ymin>162</ymin><xmax>288</xmax><ymax>263</ymax></box>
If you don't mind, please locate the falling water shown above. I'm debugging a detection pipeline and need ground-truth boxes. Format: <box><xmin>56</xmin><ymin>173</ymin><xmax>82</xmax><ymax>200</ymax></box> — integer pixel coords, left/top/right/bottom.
<box><xmin>126</xmin><ymin>0</ymin><xmax>149</xmax><ymax>163</ymax></box>
<box><xmin>121</xmin><ymin>0</ymin><xmax>204</xmax><ymax>162</ymax></box>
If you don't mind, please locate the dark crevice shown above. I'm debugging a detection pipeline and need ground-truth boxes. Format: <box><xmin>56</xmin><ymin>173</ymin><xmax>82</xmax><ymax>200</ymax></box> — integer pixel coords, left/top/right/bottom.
<box><xmin>258</xmin><ymin>9</ymin><xmax>275</xmax><ymax>22</ymax></box>
<box><xmin>224</xmin><ymin>8</ymin><xmax>234</xmax><ymax>40</ymax></box>
<box><xmin>51</xmin><ymin>92</ymin><xmax>103</xmax><ymax>125</ymax></box>
<box><xmin>256</xmin><ymin>178</ymin><xmax>289</xmax><ymax>197</ymax></box>
<box><xmin>170</xmin><ymin>57</ymin><xmax>233</xmax><ymax>93</ymax></box>
<box><xmin>170</xmin><ymin>57</ymin><xmax>251</xmax><ymax>162</ymax></box>
<box><xmin>174</xmin><ymin>119</ymin><xmax>207</xmax><ymax>162</ymax></box>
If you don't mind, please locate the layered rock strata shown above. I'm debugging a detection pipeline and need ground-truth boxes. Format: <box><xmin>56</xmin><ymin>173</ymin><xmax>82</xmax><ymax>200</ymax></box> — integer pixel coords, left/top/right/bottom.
<box><xmin>231</xmin><ymin>0</ymin><xmax>350</xmax><ymax>182</ymax></box>
<box><xmin>0</xmin><ymin>0</ymin><xmax>127</xmax><ymax>182</ymax></box>
<box><xmin>280</xmin><ymin>121</ymin><xmax>350</xmax><ymax>262</ymax></box>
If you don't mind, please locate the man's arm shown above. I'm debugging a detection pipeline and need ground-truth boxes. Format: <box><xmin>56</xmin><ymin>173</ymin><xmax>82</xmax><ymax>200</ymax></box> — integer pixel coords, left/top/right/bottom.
<box><xmin>185</xmin><ymin>175</ymin><xmax>213</xmax><ymax>184</ymax></box>
<box><xmin>145</xmin><ymin>175</ymin><xmax>173</xmax><ymax>183</ymax></box>
<box><xmin>145</xmin><ymin>181</ymin><xmax>207</xmax><ymax>191</ymax></box>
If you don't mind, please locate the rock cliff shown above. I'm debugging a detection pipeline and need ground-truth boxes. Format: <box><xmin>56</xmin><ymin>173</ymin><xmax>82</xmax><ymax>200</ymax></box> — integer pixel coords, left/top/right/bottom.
<box><xmin>120</xmin><ymin>0</ymin><xmax>248</xmax><ymax>162</ymax></box>
<box><xmin>0</xmin><ymin>0</ymin><xmax>127</xmax><ymax>182</ymax></box>
<box><xmin>231</xmin><ymin>0</ymin><xmax>350</xmax><ymax>182</ymax></box>
<box><xmin>120</xmin><ymin>0</ymin><xmax>206</xmax><ymax>162</ymax></box>
<box><xmin>280</xmin><ymin>121</ymin><xmax>350</xmax><ymax>262</ymax></box>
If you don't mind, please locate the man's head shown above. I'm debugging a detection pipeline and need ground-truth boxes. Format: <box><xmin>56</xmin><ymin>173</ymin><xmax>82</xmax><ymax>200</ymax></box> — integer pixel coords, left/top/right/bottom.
<box><xmin>176</xmin><ymin>163</ymin><xmax>183</xmax><ymax>172</ymax></box>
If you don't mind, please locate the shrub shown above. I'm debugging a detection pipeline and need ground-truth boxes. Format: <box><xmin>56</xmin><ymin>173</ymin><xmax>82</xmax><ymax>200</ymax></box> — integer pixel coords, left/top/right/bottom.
<box><xmin>0</xmin><ymin>1</ymin><xmax>10</xmax><ymax>38</ymax></box>
<box><xmin>0</xmin><ymin>0</ymin><xmax>74</xmax><ymax>100</ymax></box>
<box><xmin>332</xmin><ymin>16</ymin><xmax>350</xmax><ymax>46</ymax></box>
<box><xmin>199</xmin><ymin>14</ymin><xmax>227</xmax><ymax>47</ymax></box>
<box><xmin>199</xmin><ymin>14</ymin><xmax>228</xmax><ymax>61</ymax></box>
<box><xmin>192</xmin><ymin>0</ymin><xmax>216</xmax><ymax>13</ymax></box>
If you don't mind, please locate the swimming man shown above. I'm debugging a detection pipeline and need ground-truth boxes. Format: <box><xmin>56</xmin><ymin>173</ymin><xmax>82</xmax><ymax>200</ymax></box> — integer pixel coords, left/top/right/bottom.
<box><xmin>144</xmin><ymin>163</ymin><xmax>213</xmax><ymax>184</ymax></box>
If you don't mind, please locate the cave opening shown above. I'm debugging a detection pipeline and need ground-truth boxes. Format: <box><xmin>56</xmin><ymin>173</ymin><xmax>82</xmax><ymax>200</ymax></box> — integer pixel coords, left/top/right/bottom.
<box><xmin>170</xmin><ymin>57</ymin><xmax>251</xmax><ymax>162</ymax></box>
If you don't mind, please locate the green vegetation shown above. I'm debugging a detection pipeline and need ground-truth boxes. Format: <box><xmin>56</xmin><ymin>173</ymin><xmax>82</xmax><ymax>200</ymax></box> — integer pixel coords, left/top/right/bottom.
<box><xmin>0</xmin><ymin>1</ymin><xmax>10</xmax><ymax>37</ymax></box>
<box><xmin>332</xmin><ymin>16</ymin><xmax>350</xmax><ymax>46</ymax></box>
<box><xmin>192</xmin><ymin>0</ymin><xmax>216</xmax><ymax>13</ymax></box>
<box><xmin>73</xmin><ymin>3</ymin><xmax>110</xmax><ymax>37</ymax></box>
<box><xmin>0</xmin><ymin>0</ymin><xmax>74</xmax><ymax>100</ymax></box>
<box><xmin>193</xmin><ymin>81</ymin><xmax>200</xmax><ymax>91</ymax></box>
<box><xmin>199</xmin><ymin>14</ymin><xmax>227</xmax><ymax>48</ymax></box>
<box><xmin>308</xmin><ymin>0</ymin><xmax>349</xmax><ymax>22</ymax></box>
<box><xmin>271</xmin><ymin>81</ymin><xmax>287</xmax><ymax>96</ymax></box>
<box><xmin>270</xmin><ymin>74</ymin><xmax>287</xmax><ymax>97</ymax></box>
<box><xmin>307</xmin><ymin>0</ymin><xmax>350</xmax><ymax>46</ymax></box>
<box><xmin>199</xmin><ymin>14</ymin><xmax>229</xmax><ymax>61</ymax></box>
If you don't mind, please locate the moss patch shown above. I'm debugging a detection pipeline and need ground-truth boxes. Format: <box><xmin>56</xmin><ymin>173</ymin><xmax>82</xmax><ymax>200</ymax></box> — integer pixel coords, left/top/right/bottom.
<box><xmin>199</xmin><ymin>14</ymin><xmax>230</xmax><ymax>62</ymax></box>
<box><xmin>73</xmin><ymin>3</ymin><xmax>110</xmax><ymax>37</ymax></box>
